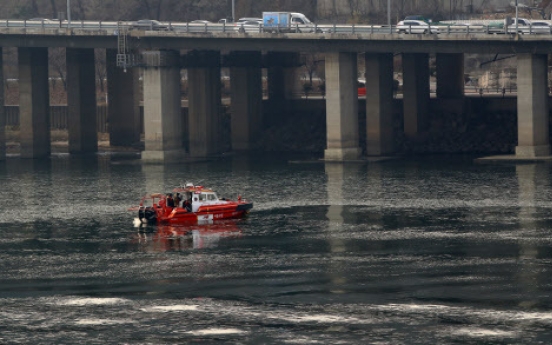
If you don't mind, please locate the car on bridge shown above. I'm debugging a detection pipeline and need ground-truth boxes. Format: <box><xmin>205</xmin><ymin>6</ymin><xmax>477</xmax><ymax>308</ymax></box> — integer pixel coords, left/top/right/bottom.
<box><xmin>404</xmin><ymin>15</ymin><xmax>431</xmax><ymax>24</ymax></box>
<box><xmin>132</xmin><ymin>19</ymin><xmax>171</xmax><ymax>31</ymax></box>
<box><xmin>527</xmin><ymin>20</ymin><xmax>552</xmax><ymax>34</ymax></box>
<box><xmin>234</xmin><ymin>18</ymin><xmax>263</xmax><ymax>33</ymax></box>
<box><xmin>28</xmin><ymin>18</ymin><xmax>57</xmax><ymax>22</ymax></box>
<box><xmin>358</xmin><ymin>79</ymin><xmax>366</xmax><ymax>96</ymax></box>
<box><xmin>396</xmin><ymin>20</ymin><xmax>439</xmax><ymax>34</ymax></box>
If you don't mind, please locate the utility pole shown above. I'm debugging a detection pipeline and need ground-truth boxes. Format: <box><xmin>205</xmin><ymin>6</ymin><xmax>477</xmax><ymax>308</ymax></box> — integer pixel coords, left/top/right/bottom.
<box><xmin>388</xmin><ymin>0</ymin><xmax>391</xmax><ymax>33</ymax></box>
<box><xmin>232</xmin><ymin>0</ymin><xmax>235</xmax><ymax>22</ymax></box>
<box><xmin>515</xmin><ymin>0</ymin><xmax>519</xmax><ymax>33</ymax></box>
<box><xmin>67</xmin><ymin>0</ymin><xmax>71</xmax><ymax>28</ymax></box>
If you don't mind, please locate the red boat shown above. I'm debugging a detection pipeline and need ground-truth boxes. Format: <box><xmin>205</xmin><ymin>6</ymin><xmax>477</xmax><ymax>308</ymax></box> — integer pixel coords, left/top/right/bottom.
<box><xmin>135</xmin><ymin>183</ymin><xmax>253</xmax><ymax>226</ymax></box>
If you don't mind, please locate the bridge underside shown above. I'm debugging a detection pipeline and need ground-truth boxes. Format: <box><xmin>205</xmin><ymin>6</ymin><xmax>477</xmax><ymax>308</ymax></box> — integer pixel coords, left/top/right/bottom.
<box><xmin>0</xmin><ymin>43</ymin><xmax>550</xmax><ymax>162</ymax></box>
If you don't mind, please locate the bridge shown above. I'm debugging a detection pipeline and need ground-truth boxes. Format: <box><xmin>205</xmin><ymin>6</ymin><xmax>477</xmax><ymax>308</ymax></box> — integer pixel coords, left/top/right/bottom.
<box><xmin>0</xmin><ymin>20</ymin><xmax>551</xmax><ymax>161</ymax></box>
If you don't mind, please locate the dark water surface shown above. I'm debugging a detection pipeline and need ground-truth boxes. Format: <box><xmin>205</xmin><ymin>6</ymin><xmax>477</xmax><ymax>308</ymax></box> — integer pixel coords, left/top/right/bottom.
<box><xmin>1</xmin><ymin>153</ymin><xmax>552</xmax><ymax>344</ymax></box>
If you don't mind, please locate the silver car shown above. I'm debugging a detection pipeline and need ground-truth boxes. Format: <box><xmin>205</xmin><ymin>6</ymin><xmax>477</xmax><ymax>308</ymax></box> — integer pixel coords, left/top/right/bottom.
<box><xmin>527</xmin><ymin>21</ymin><xmax>552</xmax><ymax>34</ymax></box>
<box><xmin>396</xmin><ymin>20</ymin><xmax>439</xmax><ymax>34</ymax></box>
<box><xmin>132</xmin><ymin>19</ymin><xmax>171</xmax><ymax>31</ymax></box>
<box><xmin>235</xmin><ymin>19</ymin><xmax>263</xmax><ymax>33</ymax></box>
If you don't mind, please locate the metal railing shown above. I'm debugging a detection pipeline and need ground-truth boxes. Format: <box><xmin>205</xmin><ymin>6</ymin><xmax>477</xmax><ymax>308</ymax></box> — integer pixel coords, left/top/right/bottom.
<box><xmin>0</xmin><ymin>20</ymin><xmax>550</xmax><ymax>36</ymax></box>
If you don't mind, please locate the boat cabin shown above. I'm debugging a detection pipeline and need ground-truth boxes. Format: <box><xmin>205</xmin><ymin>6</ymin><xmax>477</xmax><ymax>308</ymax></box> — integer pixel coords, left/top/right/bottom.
<box><xmin>172</xmin><ymin>183</ymin><xmax>224</xmax><ymax>212</ymax></box>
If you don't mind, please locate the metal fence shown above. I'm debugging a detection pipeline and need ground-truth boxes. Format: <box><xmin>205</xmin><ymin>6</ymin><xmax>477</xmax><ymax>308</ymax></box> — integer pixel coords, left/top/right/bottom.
<box><xmin>0</xmin><ymin>20</ymin><xmax>550</xmax><ymax>36</ymax></box>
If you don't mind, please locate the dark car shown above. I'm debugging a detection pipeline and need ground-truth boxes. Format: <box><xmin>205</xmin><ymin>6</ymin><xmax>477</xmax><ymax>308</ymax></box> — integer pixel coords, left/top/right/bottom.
<box><xmin>132</xmin><ymin>19</ymin><xmax>171</xmax><ymax>31</ymax></box>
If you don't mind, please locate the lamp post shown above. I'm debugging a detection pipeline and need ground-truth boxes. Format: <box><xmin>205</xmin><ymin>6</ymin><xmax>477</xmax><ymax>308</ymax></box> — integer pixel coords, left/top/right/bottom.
<box><xmin>515</xmin><ymin>0</ymin><xmax>519</xmax><ymax>33</ymax></box>
<box><xmin>67</xmin><ymin>0</ymin><xmax>71</xmax><ymax>28</ymax></box>
<box><xmin>387</xmin><ymin>0</ymin><xmax>391</xmax><ymax>33</ymax></box>
<box><xmin>232</xmin><ymin>0</ymin><xmax>235</xmax><ymax>22</ymax></box>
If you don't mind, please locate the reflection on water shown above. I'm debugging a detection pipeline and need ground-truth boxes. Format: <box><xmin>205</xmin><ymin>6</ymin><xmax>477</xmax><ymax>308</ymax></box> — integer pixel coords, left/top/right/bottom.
<box><xmin>133</xmin><ymin>221</ymin><xmax>242</xmax><ymax>252</ymax></box>
<box><xmin>1</xmin><ymin>154</ymin><xmax>552</xmax><ymax>344</ymax></box>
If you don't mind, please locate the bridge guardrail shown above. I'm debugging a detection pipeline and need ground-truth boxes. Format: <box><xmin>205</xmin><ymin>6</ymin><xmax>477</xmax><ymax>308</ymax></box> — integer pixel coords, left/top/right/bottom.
<box><xmin>0</xmin><ymin>20</ymin><xmax>550</xmax><ymax>36</ymax></box>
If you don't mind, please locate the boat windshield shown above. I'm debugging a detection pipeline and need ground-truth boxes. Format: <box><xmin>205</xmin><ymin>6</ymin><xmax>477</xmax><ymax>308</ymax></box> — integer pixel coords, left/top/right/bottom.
<box><xmin>198</xmin><ymin>192</ymin><xmax>218</xmax><ymax>201</ymax></box>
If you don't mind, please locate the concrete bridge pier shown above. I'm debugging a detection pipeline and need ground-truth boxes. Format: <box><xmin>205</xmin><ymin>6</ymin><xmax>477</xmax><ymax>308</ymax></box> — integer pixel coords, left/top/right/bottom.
<box><xmin>106</xmin><ymin>49</ymin><xmax>140</xmax><ymax>148</ymax></box>
<box><xmin>516</xmin><ymin>54</ymin><xmax>550</xmax><ymax>157</ymax></box>
<box><xmin>266</xmin><ymin>52</ymin><xmax>299</xmax><ymax>127</ymax></box>
<box><xmin>227</xmin><ymin>51</ymin><xmax>263</xmax><ymax>151</ymax></box>
<box><xmin>365</xmin><ymin>53</ymin><xmax>395</xmax><ymax>156</ymax></box>
<box><xmin>402</xmin><ymin>53</ymin><xmax>430</xmax><ymax>138</ymax></box>
<box><xmin>141</xmin><ymin>50</ymin><xmax>185</xmax><ymax>162</ymax></box>
<box><xmin>0</xmin><ymin>47</ymin><xmax>4</xmax><ymax>161</ymax></box>
<box><xmin>436</xmin><ymin>53</ymin><xmax>465</xmax><ymax>99</ymax></box>
<box><xmin>19</xmin><ymin>47</ymin><xmax>50</xmax><ymax>158</ymax></box>
<box><xmin>266</xmin><ymin>52</ymin><xmax>299</xmax><ymax>99</ymax></box>
<box><xmin>187</xmin><ymin>50</ymin><xmax>223</xmax><ymax>157</ymax></box>
<box><xmin>324</xmin><ymin>52</ymin><xmax>361</xmax><ymax>161</ymax></box>
<box><xmin>66</xmin><ymin>48</ymin><xmax>97</xmax><ymax>154</ymax></box>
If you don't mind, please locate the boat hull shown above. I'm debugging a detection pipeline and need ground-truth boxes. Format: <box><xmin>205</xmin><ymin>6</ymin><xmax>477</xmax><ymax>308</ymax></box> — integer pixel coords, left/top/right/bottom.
<box><xmin>139</xmin><ymin>202</ymin><xmax>253</xmax><ymax>226</ymax></box>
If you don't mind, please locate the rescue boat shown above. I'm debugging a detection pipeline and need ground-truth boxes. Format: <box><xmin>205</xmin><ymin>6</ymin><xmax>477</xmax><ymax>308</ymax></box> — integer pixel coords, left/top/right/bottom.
<box><xmin>134</xmin><ymin>182</ymin><xmax>253</xmax><ymax>225</ymax></box>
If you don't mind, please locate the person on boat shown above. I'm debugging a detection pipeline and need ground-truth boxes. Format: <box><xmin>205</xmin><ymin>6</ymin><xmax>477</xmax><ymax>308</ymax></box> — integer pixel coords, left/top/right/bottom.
<box><xmin>183</xmin><ymin>198</ymin><xmax>192</xmax><ymax>212</ymax></box>
<box><xmin>166</xmin><ymin>193</ymin><xmax>175</xmax><ymax>207</ymax></box>
<box><xmin>174</xmin><ymin>193</ymin><xmax>182</xmax><ymax>207</ymax></box>
<box><xmin>158</xmin><ymin>197</ymin><xmax>166</xmax><ymax>208</ymax></box>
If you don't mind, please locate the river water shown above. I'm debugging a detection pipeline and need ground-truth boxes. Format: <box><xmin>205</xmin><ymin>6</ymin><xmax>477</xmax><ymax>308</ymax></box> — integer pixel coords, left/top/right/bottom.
<box><xmin>1</xmin><ymin>152</ymin><xmax>552</xmax><ymax>344</ymax></box>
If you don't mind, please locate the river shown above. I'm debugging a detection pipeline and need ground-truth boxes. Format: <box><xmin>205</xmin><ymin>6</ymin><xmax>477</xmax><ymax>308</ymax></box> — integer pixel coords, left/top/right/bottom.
<box><xmin>1</xmin><ymin>153</ymin><xmax>552</xmax><ymax>344</ymax></box>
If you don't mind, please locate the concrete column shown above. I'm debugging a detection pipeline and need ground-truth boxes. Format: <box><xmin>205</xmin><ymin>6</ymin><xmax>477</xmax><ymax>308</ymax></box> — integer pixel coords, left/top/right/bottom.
<box><xmin>106</xmin><ymin>49</ymin><xmax>140</xmax><ymax>147</ymax></box>
<box><xmin>402</xmin><ymin>53</ymin><xmax>430</xmax><ymax>138</ymax></box>
<box><xmin>516</xmin><ymin>54</ymin><xmax>550</xmax><ymax>157</ymax></box>
<box><xmin>141</xmin><ymin>50</ymin><xmax>185</xmax><ymax>162</ymax></box>
<box><xmin>229</xmin><ymin>51</ymin><xmax>263</xmax><ymax>151</ymax></box>
<box><xmin>188</xmin><ymin>50</ymin><xmax>223</xmax><ymax>157</ymax></box>
<box><xmin>266</xmin><ymin>52</ymin><xmax>299</xmax><ymax>101</ymax></box>
<box><xmin>324</xmin><ymin>52</ymin><xmax>361</xmax><ymax>161</ymax></box>
<box><xmin>436</xmin><ymin>53</ymin><xmax>464</xmax><ymax>99</ymax></box>
<box><xmin>66</xmin><ymin>48</ymin><xmax>97</xmax><ymax>154</ymax></box>
<box><xmin>365</xmin><ymin>53</ymin><xmax>394</xmax><ymax>156</ymax></box>
<box><xmin>19</xmin><ymin>47</ymin><xmax>50</xmax><ymax>158</ymax></box>
<box><xmin>0</xmin><ymin>47</ymin><xmax>5</xmax><ymax>161</ymax></box>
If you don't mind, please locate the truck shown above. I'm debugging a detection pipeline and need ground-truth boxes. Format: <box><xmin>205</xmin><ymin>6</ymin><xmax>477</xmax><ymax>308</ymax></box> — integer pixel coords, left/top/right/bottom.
<box><xmin>262</xmin><ymin>12</ymin><xmax>318</xmax><ymax>33</ymax></box>
<box><xmin>493</xmin><ymin>18</ymin><xmax>550</xmax><ymax>34</ymax></box>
